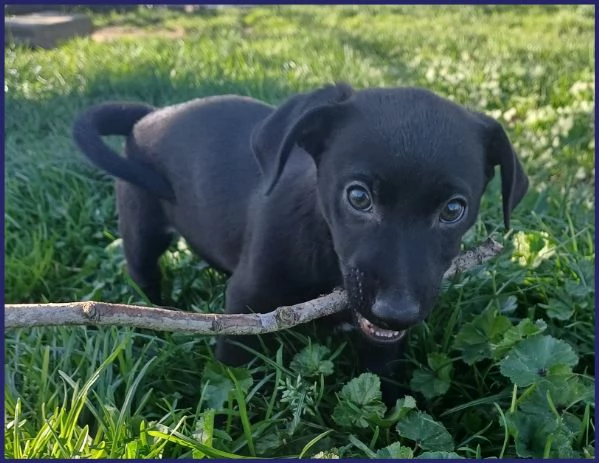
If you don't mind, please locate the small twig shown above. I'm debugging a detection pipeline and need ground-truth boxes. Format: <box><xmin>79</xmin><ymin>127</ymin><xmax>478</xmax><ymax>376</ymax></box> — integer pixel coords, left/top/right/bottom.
<box><xmin>4</xmin><ymin>238</ymin><xmax>503</xmax><ymax>334</ymax></box>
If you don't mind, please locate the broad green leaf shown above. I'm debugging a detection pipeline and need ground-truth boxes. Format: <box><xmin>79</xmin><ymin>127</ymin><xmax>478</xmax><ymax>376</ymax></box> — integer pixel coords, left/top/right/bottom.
<box><xmin>492</xmin><ymin>318</ymin><xmax>547</xmax><ymax>359</ymax></box>
<box><xmin>453</xmin><ymin>309</ymin><xmax>512</xmax><ymax>364</ymax></box>
<box><xmin>519</xmin><ymin>376</ymin><xmax>595</xmax><ymax>417</ymax></box>
<box><xmin>499</xmin><ymin>335</ymin><xmax>578</xmax><ymax>386</ymax></box>
<box><xmin>396</xmin><ymin>411</ymin><xmax>454</xmax><ymax>451</ymax></box>
<box><xmin>332</xmin><ymin>373</ymin><xmax>386</xmax><ymax>428</ymax></box>
<box><xmin>201</xmin><ymin>363</ymin><xmax>253</xmax><ymax>410</ymax></box>
<box><xmin>564</xmin><ymin>278</ymin><xmax>593</xmax><ymax>299</ymax></box>
<box><xmin>389</xmin><ymin>396</ymin><xmax>417</xmax><ymax>419</ymax></box>
<box><xmin>410</xmin><ymin>370</ymin><xmax>450</xmax><ymax>400</ymax></box>
<box><xmin>538</xmin><ymin>298</ymin><xmax>575</xmax><ymax>321</ymax></box>
<box><xmin>503</xmin><ymin>410</ymin><xmax>578</xmax><ymax>458</ymax></box>
<box><xmin>376</xmin><ymin>441</ymin><xmax>414</xmax><ymax>459</ymax></box>
<box><xmin>395</xmin><ymin>395</ymin><xmax>417</xmax><ymax>412</ymax></box>
<box><xmin>427</xmin><ymin>352</ymin><xmax>453</xmax><ymax>381</ymax></box>
<box><xmin>289</xmin><ymin>343</ymin><xmax>334</xmax><ymax>377</ymax></box>
<box><xmin>377</xmin><ymin>395</ymin><xmax>418</xmax><ymax>427</ymax></box>
<box><xmin>337</xmin><ymin>372</ymin><xmax>383</xmax><ymax>407</ymax></box>
<box><xmin>411</xmin><ymin>353</ymin><xmax>453</xmax><ymax>400</ymax></box>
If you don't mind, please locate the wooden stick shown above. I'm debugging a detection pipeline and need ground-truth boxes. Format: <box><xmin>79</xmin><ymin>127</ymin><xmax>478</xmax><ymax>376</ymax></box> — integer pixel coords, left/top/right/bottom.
<box><xmin>4</xmin><ymin>238</ymin><xmax>503</xmax><ymax>334</ymax></box>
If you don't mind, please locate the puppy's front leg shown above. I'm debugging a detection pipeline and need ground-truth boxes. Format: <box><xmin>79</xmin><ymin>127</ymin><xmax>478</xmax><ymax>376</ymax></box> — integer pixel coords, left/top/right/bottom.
<box><xmin>357</xmin><ymin>340</ymin><xmax>406</xmax><ymax>406</ymax></box>
<box><xmin>215</xmin><ymin>272</ymin><xmax>281</xmax><ymax>368</ymax></box>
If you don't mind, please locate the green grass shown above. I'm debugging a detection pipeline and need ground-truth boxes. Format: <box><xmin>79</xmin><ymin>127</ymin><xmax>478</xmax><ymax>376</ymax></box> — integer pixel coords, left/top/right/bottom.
<box><xmin>4</xmin><ymin>5</ymin><xmax>595</xmax><ymax>458</ymax></box>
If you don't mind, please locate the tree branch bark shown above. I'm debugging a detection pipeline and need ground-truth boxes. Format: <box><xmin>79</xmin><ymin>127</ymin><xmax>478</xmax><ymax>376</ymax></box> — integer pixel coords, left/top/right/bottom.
<box><xmin>5</xmin><ymin>238</ymin><xmax>503</xmax><ymax>334</ymax></box>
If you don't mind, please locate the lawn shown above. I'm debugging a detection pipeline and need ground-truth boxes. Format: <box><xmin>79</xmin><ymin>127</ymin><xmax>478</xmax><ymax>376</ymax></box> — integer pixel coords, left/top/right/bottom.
<box><xmin>4</xmin><ymin>5</ymin><xmax>595</xmax><ymax>458</ymax></box>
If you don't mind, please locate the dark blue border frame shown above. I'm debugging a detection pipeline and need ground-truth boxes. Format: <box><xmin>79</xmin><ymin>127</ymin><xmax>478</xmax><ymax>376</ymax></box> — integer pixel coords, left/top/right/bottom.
<box><xmin>2</xmin><ymin>2</ymin><xmax>596</xmax><ymax>462</ymax></box>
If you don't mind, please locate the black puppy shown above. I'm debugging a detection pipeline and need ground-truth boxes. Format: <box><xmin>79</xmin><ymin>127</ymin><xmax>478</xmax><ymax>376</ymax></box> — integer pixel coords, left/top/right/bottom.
<box><xmin>73</xmin><ymin>83</ymin><xmax>528</xmax><ymax>400</ymax></box>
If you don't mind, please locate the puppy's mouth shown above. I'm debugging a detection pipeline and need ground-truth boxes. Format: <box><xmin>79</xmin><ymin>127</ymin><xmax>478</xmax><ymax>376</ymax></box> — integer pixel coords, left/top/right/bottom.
<box><xmin>343</xmin><ymin>266</ymin><xmax>406</xmax><ymax>343</ymax></box>
<box><xmin>354</xmin><ymin>310</ymin><xmax>406</xmax><ymax>343</ymax></box>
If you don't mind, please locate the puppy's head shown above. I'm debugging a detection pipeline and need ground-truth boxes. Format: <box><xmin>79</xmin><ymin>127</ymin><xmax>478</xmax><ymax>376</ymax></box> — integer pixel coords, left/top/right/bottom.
<box><xmin>252</xmin><ymin>84</ymin><xmax>528</xmax><ymax>344</ymax></box>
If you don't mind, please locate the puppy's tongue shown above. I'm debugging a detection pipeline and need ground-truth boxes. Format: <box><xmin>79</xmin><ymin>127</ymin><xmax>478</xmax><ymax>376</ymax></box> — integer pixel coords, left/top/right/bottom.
<box><xmin>355</xmin><ymin>311</ymin><xmax>405</xmax><ymax>343</ymax></box>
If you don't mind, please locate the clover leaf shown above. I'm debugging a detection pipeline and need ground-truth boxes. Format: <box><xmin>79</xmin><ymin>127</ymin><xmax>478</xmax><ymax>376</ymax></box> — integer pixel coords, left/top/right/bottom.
<box><xmin>289</xmin><ymin>343</ymin><xmax>334</xmax><ymax>377</ymax></box>
<box><xmin>519</xmin><ymin>376</ymin><xmax>595</xmax><ymax>417</ymax></box>
<box><xmin>538</xmin><ymin>298</ymin><xmax>575</xmax><ymax>321</ymax></box>
<box><xmin>499</xmin><ymin>335</ymin><xmax>578</xmax><ymax>387</ymax></box>
<box><xmin>332</xmin><ymin>373</ymin><xmax>386</xmax><ymax>428</ymax></box>
<box><xmin>376</xmin><ymin>442</ymin><xmax>413</xmax><ymax>459</ymax></box>
<box><xmin>410</xmin><ymin>353</ymin><xmax>453</xmax><ymax>400</ymax></box>
<box><xmin>491</xmin><ymin>318</ymin><xmax>547</xmax><ymax>360</ymax></box>
<box><xmin>503</xmin><ymin>410</ymin><xmax>579</xmax><ymax>458</ymax></box>
<box><xmin>396</xmin><ymin>411</ymin><xmax>454</xmax><ymax>451</ymax></box>
<box><xmin>453</xmin><ymin>308</ymin><xmax>512</xmax><ymax>365</ymax></box>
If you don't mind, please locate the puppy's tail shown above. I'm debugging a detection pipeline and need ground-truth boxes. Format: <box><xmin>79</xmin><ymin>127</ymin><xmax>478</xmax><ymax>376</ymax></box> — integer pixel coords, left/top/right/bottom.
<box><xmin>72</xmin><ymin>102</ymin><xmax>175</xmax><ymax>202</ymax></box>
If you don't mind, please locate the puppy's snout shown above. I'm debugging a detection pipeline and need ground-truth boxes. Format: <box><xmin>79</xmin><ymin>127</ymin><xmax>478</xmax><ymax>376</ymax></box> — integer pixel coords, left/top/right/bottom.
<box><xmin>372</xmin><ymin>295</ymin><xmax>420</xmax><ymax>329</ymax></box>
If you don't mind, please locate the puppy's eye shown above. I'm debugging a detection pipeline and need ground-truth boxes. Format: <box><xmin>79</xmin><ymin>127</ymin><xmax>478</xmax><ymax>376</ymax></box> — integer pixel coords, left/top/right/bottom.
<box><xmin>440</xmin><ymin>197</ymin><xmax>467</xmax><ymax>223</ymax></box>
<box><xmin>346</xmin><ymin>185</ymin><xmax>372</xmax><ymax>211</ymax></box>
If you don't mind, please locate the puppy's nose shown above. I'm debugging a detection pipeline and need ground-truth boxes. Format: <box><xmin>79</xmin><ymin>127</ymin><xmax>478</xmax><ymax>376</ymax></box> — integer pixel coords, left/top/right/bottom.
<box><xmin>372</xmin><ymin>295</ymin><xmax>420</xmax><ymax>329</ymax></box>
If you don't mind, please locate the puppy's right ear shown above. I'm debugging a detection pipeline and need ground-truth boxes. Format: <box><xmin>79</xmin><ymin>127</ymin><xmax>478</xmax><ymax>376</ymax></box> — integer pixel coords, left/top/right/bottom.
<box><xmin>476</xmin><ymin>113</ymin><xmax>529</xmax><ymax>230</ymax></box>
<box><xmin>251</xmin><ymin>83</ymin><xmax>354</xmax><ymax>195</ymax></box>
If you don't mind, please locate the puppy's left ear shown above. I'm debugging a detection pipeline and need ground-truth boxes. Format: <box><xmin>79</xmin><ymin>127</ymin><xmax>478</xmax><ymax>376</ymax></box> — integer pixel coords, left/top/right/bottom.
<box><xmin>251</xmin><ymin>83</ymin><xmax>354</xmax><ymax>195</ymax></box>
<box><xmin>478</xmin><ymin>114</ymin><xmax>529</xmax><ymax>230</ymax></box>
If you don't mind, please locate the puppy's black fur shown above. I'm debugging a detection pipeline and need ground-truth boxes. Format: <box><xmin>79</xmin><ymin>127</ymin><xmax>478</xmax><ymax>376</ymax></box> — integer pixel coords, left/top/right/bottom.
<box><xmin>73</xmin><ymin>84</ymin><xmax>528</xmax><ymax>403</ymax></box>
